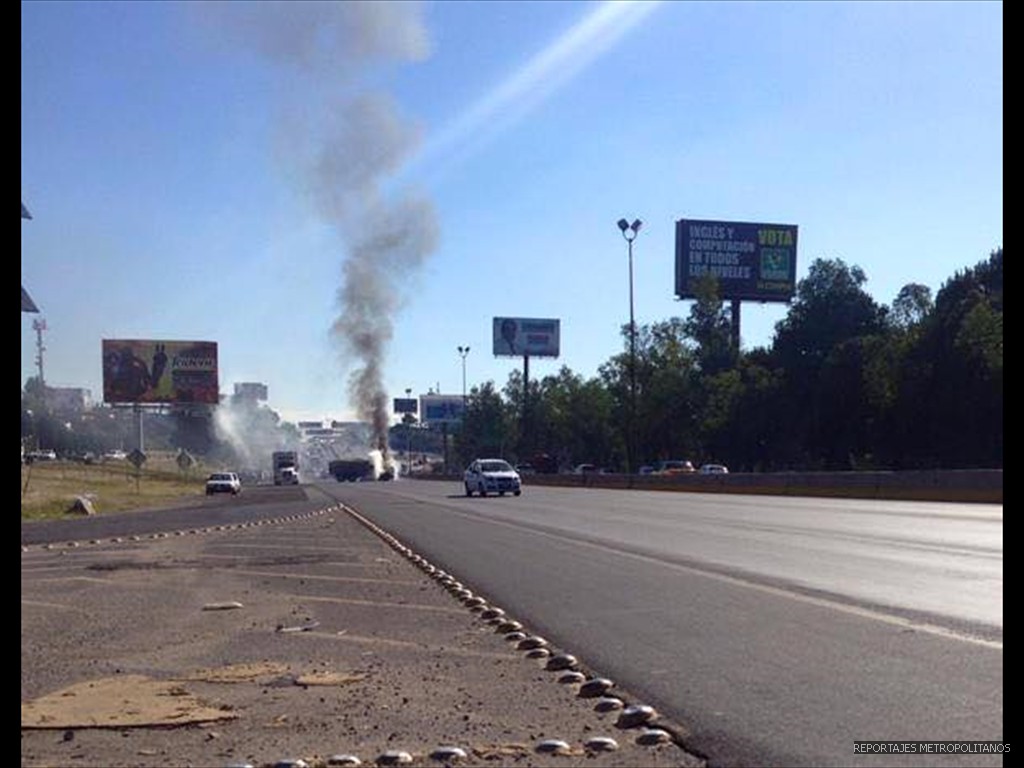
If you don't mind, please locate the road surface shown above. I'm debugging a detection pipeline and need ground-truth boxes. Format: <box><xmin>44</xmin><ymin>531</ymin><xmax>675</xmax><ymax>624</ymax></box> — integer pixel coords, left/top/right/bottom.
<box><xmin>319</xmin><ymin>479</ymin><xmax>1003</xmax><ymax>767</ymax></box>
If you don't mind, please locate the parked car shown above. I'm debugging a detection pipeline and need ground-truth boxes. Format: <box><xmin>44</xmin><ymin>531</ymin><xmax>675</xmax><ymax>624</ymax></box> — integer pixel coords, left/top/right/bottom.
<box><xmin>464</xmin><ymin>458</ymin><xmax>522</xmax><ymax>497</ymax></box>
<box><xmin>699</xmin><ymin>463</ymin><xmax>729</xmax><ymax>475</ymax></box>
<box><xmin>655</xmin><ymin>459</ymin><xmax>695</xmax><ymax>475</ymax></box>
<box><xmin>205</xmin><ymin>472</ymin><xmax>241</xmax><ymax>495</ymax></box>
<box><xmin>25</xmin><ymin>449</ymin><xmax>57</xmax><ymax>463</ymax></box>
<box><xmin>570</xmin><ymin>463</ymin><xmax>599</xmax><ymax>475</ymax></box>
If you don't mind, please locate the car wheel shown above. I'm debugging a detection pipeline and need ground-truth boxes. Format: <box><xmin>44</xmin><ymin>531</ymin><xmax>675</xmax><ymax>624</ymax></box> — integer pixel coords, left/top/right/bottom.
<box><xmin>514</xmin><ymin>490</ymin><xmax>521</xmax><ymax>497</ymax></box>
<box><xmin>465</xmin><ymin>483</ymin><xmax>473</xmax><ymax>497</ymax></box>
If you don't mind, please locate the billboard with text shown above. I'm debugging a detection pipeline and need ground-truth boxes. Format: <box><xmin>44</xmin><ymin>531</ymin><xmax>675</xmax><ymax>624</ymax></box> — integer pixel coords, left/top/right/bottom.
<box><xmin>492</xmin><ymin>317</ymin><xmax>560</xmax><ymax>358</ymax></box>
<box><xmin>102</xmin><ymin>339</ymin><xmax>219</xmax><ymax>405</ymax></box>
<box><xmin>420</xmin><ymin>395</ymin><xmax>465</xmax><ymax>425</ymax></box>
<box><xmin>675</xmin><ymin>219</ymin><xmax>798</xmax><ymax>303</ymax></box>
<box><xmin>394</xmin><ymin>398</ymin><xmax>418</xmax><ymax>414</ymax></box>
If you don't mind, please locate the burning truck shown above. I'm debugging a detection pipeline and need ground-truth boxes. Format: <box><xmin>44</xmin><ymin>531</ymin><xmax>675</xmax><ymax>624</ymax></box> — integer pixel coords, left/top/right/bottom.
<box><xmin>328</xmin><ymin>458</ymin><xmax>373</xmax><ymax>482</ymax></box>
<box><xmin>328</xmin><ymin>454</ymin><xmax>394</xmax><ymax>482</ymax></box>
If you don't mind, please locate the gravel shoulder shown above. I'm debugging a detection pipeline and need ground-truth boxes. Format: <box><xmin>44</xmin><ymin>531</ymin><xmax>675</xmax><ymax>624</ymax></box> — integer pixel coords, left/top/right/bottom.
<box><xmin>22</xmin><ymin>495</ymin><xmax>704</xmax><ymax>768</ymax></box>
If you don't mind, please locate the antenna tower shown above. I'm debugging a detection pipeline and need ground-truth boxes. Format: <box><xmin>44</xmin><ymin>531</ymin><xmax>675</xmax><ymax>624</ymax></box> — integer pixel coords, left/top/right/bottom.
<box><xmin>32</xmin><ymin>318</ymin><xmax>47</xmax><ymax>386</ymax></box>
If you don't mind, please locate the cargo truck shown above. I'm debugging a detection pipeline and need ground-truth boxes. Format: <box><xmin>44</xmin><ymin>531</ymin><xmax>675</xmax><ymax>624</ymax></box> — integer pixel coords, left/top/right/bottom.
<box><xmin>328</xmin><ymin>458</ymin><xmax>373</xmax><ymax>482</ymax></box>
<box><xmin>272</xmin><ymin>450</ymin><xmax>299</xmax><ymax>485</ymax></box>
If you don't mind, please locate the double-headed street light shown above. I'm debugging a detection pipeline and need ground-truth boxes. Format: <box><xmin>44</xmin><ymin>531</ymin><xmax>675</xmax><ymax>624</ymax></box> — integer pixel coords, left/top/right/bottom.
<box><xmin>457</xmin><ymin>346</ymin><xmax>470</xmax><ymax>404</ymax></box>
<box><xmin>450</xmin><ymin>346</ymin><xmax>470</xmax><ymax>474</ymax></box>
<box><xmin>617</xmin><ymin>218</ymin><xmax>642</xmax><ymax>477</ymax></box>
<box><xmin>404</xmin><ymin>387</ymin><xmax>413</xmax><ymax>476</ymax></box>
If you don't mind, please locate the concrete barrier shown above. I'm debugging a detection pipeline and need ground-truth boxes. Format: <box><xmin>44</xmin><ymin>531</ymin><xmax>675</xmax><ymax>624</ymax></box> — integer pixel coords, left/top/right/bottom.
<box><xmin>418</xmin><ymin>469</ymin><xmax>1002</xmax><ymax>503</ymax></box>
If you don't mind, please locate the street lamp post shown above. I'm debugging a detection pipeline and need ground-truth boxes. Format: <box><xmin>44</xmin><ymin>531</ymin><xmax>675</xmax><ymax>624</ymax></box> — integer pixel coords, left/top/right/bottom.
<box><xmin>405</xmin><ymin>388</ymin><xmax>413</xmax><ymax>476</ymax></box>
<box><xmin>457</xmin><ymin>346</ymin><xmax>470</xmax><ymax>405</ymax></box>
<box><xmin>457</xmin><ymin>346</ymin><xmax>470</xmax><ymax>470</ymax></box>
<box><xmin>617</xmin><ymin>218</ymin><xmax>642</xmax><ymax>478</ymax></box>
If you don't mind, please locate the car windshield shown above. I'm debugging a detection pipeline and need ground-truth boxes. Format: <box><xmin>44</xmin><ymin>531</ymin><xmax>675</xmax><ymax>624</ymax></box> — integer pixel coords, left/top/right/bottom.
<box><xmin>210</xmin><ymin>473</ymin><xmax>233</xmax><ymax>481</ymax></box>
<box><xmin>480</xmin><ymin>461</ymin><xmax>513</xmax><ymax>473</ymax></box>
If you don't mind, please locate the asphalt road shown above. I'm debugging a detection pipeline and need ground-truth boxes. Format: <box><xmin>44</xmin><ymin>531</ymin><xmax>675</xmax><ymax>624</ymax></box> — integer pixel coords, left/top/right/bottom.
<box><xmin>319</xmin><ymin>479</ymin><xmax>1004</xmax><ymax>767</ymax></box>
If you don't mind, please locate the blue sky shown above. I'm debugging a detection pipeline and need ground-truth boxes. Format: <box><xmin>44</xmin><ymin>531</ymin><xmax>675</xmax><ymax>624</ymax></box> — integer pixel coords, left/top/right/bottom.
<box><xmin>21</xmin><ymin>1</ymin><xmax>1002</xmax><ymax>426</ymax></box>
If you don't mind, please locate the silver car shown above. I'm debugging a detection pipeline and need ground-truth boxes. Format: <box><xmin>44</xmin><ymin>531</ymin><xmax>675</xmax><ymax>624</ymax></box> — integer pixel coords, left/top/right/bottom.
<box><xmin>464</xmin><ymin>459</ymin><xmax>522</xmax><ymax>497</ymax></box>
<box><xmin>699</xmin><ymin>463</ymin><xmax>729</xmax><ymax>475</ymax></box>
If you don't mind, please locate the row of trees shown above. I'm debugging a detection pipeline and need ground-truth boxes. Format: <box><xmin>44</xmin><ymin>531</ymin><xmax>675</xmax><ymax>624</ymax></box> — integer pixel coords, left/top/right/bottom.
<box><xmin>449</xmin><ymin>250</ymin><xmax>1002</xmax><ymax>472</ymax></box>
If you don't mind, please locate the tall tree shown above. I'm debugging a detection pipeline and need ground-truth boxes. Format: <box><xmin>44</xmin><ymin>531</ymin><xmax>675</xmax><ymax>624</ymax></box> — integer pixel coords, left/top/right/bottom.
<box><xmin>771</xmin><ymin>258</ymin><xmax>888</xmax><ymax>468</ymax></box>
<box><xmin>683</xmin><ymin>274</ymin><xmax>736</xmax><ymax>375</ymax></box>
<box><xmin>456</xmin><ymin>381</ymin><xmax>515</xmax><ymax>462</ymax></box>
<box><xmin>617</xmin><ymin>318</ymin><xmax>700</xmax><ymax>465</ymax></box>
<box><xmin>891</xmin><ymin>283</ymin><xmax>934</xmax><ymax>330</ymax></box>
<box><xmin>890</xmin><ymin>249</ymin><xmax>1002</xmax><ymax>468</ymax></box>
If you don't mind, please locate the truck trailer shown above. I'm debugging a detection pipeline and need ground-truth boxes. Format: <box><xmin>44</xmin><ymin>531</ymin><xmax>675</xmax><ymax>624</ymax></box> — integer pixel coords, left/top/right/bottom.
<box><xmin>272</xmin><ymin>451</ymin><xmax>299</xmax><ymax>485</ymax></box>
<box><xmin>328</xmin><ymin>458</ymin><xmax>373</xmax><ymax>482</ymax></box>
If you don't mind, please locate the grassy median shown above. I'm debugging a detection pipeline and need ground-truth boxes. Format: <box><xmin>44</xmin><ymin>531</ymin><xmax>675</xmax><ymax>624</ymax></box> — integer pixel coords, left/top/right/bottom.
<box><xmin>20</xmin><ymin>452</ymin><xmax>215</xmax><ymax>521</ymax></box>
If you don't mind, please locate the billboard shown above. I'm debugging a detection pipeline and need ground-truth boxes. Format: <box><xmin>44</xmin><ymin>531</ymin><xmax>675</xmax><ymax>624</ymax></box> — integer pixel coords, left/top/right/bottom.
<box><xmin>492</xmin><ymin>317</ymin><xmax>560</xmax><ymax>358</ymax></box>
<box><xmin>102</xmin><ymin>339</ymin><xmax>219</xmax><ymax>405</ymax></box>
<box><xmin>675</xmin><ymin>219</ymin><xmax>798</xmax><ymax>303</ymax></box>
<box><xmin>394</xmin><ymin>398</ymin><xmax>418</xmax><ymax>414</ymax></box>
<box><xmin>420</xmin><ymin>394</ymin><xmax>465</xmax><ymax>425</ymax></box>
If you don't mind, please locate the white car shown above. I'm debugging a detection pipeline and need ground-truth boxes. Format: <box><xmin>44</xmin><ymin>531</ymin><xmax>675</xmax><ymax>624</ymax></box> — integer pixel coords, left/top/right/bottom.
<box><xmin>699</xmin><ymin>463</ymin><xmax>729</xmax><ymax>475</ymax></box>
<box><xmin>26</xmin><ymin>449</ymin><xmax>58</xmax><ymax>462</ymax></box>
<box><xmin>206</xmin><ymin>472</ymin><xmax>242</xmax><ymax>495</ymax></box>
<box><xmin>464</xmin><ymin>459</ymin><xmax>522</xmax><ymax>497</ymax></box>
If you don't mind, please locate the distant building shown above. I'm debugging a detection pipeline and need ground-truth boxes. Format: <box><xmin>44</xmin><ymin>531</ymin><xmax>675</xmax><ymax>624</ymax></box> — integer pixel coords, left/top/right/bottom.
<box><xmin>331</xmin><ymin>420</ymin><xmax>363</xmax><ymax>430</ymax></box>
<box><xmin>46</xmin><ymin>386</ymin><xmax>94</xmax><ymax>413</ymax></box>
<box><xmin>233</xmin><ymin>382</ymin><xmax>268</xmax><ymax>402</ymax></box>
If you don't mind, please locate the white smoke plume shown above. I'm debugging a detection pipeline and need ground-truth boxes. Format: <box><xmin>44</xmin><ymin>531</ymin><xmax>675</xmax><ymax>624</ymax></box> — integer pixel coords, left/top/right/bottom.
<box><xmin>195</xmin><ymin>1</ymin><xmax>439</xmax><ymax>460</ymax></box>
<box><xmin>213</xmin><ymin>398</ymin><xmax>294</xmax><ymax>476</ymax></box>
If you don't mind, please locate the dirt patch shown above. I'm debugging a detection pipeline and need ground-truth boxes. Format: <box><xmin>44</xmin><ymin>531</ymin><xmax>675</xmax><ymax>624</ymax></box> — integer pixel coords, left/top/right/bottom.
<box><xmin>179</xmin><ymin>662</ymin><xmax>365</xmax><ymax>687</ymax></box>
<box><xmin>20</xmin><ymin>674</ymin><xmax>239</xmax><ymax>730</ymax></box>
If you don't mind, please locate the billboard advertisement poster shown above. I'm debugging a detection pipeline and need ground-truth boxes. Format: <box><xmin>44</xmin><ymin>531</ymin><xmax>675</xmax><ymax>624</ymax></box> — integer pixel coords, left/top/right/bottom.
<box><xmin>420</xmin><ymin>395</ymin><xmax>465</xmax><ymax>425</ymax></box>
<box><xmin>675</xmin><ymin>219</ymin><xmax>798</xmax><ymax>303</ymax></box>
<box><xmin>102</xmin><ymin>339</ymin><xmax>219</xmax><ymax>405</ymax></box>
<box><xmin>492</xmin><ymin>317</ymin><xmax>560</xmax><ymax>358</ymax></box>
<box><xmin>394</xmin><ymin>398</ymin><xmax>418</xmax><ymax>414</ymax></box>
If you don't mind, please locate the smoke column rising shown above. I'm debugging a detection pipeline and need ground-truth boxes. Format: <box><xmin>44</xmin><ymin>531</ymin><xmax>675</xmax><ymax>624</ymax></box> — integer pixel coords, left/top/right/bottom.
<box><xmin>197</xmin><ymin>2</ymin><xmax>438</xmax><ymax>458</ymax></box>
<box><xmin>330</xmin><ymin>188</ymin><xmax>437</xmax><ymax>455</ymax></box>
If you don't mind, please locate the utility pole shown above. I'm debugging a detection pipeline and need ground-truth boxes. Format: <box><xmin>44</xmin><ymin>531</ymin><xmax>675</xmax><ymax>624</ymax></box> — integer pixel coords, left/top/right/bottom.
<box><xmin>33</xmin><ymin>318</ymin><xmax>47</xmax><ymax>392</ymax></box>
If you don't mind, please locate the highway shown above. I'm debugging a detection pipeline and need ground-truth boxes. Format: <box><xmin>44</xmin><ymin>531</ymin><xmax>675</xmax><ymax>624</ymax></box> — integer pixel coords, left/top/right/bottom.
<box><xmin>319</xmin><ymin>479</ymin><xmax>1004</xmax><ymax>767</ymax></box>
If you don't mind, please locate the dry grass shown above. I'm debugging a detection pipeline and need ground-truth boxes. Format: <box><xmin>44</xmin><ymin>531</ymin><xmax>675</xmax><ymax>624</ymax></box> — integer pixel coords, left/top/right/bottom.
<box><xmin>20</xmin><ymin>451</ymin><xmax>218</xmax><ymax>520</ymax></box>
